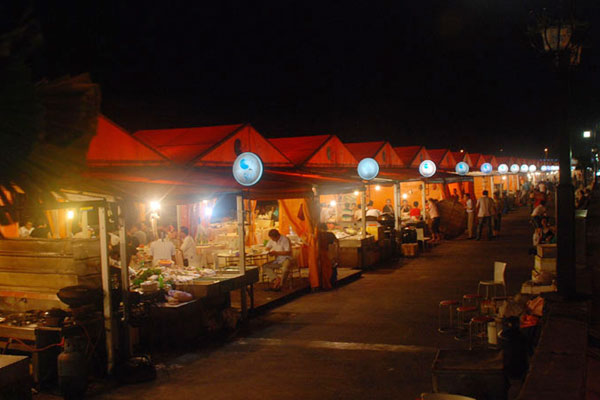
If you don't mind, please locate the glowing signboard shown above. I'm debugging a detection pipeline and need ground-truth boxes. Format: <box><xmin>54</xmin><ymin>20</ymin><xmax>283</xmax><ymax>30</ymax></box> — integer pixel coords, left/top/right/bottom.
<box><xmin>419</xmin><ymin>160</ymin><xmax>436</xmax><ymax>178</ymax></box>
<box><xmin>357</xmin><ymin>158</ymin><xmax>380</xmax><ymax>180</ymax></box>
<box><xmin>232</xmin><ymin>152</ymin><xmax>264</xmax><ymax>186</ymax></box>
<box><xmin>455</xmin><ymin>162</ymin><xmax>469</xmax><ymax>176</ymax></box>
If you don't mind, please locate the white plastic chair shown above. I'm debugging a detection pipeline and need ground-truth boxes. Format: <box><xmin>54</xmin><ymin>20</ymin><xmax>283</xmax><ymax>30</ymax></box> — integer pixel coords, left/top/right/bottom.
<box><xmin>478</xmin><ymin>261</ymin><xmax>507</xmax><ymax>299</ymax></box>
<box><xmin>416</xmin><ymin>228</ymin><xmax>431</xmax><ymax>251</ymax></box>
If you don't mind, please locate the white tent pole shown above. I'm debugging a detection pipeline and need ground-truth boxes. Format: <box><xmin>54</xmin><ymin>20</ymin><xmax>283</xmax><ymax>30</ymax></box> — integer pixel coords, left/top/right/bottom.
<box><xmin>393</xmin><ymin>183</ymin><xmax>400</xmax><ymax>231</ymax></box>
<box><xmin>118</xmin><ymin>205</ymin><xmax>131</xmax><ymax>358</ymax></box>
<box><xmin>361</xmin><ymin>190</ymin><xmax>367</xmax><ymax>238</ymax></box>
<box><xmin>236</xmin><ymin>194</ymin><xmax>247</xmax><ymax>319</ymax></box>
<box><xmin>98</xmin><ymin>206</ymin><xmax>114</xmax><ymax>374</ymax></box>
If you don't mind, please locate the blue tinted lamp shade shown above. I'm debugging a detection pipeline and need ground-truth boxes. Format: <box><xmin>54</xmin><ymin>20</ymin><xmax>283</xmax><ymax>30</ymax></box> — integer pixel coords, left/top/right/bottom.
<box><xmin>419</xmin><ymin>160</ymin><xmax>436</xmax><ymax>178</ymax></box>
<box><xmin>510</xmin><ymin>164</ymin><xmax>520</xmax><ymax>173</ymax></box>
<box><xmin>498</xmin><ymin>164</ymin><xmax>508</xmax><ymax>174</ymax></box>
<box><xmin>357</xmin><ymin>158</ymin><xmax>379</xmax><ymax>180</ymax></box>
<box><xmin>520</xmin><ymin>164</ymin><xmax>529</xmax><ymax>173</ymax></box>
<box><xmin>480</xmin><ymin>163</ymin><xmax>493</xmax><ymax>174</ymax></box>
<box><xmin>232</xmin><ymin>152</ymin><xmax>264</xmax><ymax>186</ymax></box>
<box><xmin>529</xmin><ymin>165</ymin><xmax>537</xmax><ymax>172</ymax></box>
<box><xmin>455</xmin><ymin>162</ymin><xmax>469</xmax><ymax>175</ymax></box>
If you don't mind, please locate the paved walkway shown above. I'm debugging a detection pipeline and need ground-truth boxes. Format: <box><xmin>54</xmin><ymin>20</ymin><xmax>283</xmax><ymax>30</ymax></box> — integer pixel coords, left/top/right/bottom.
<box><xmin>41</xmin><ymin>207</ymin><xmax>534</xmax><ymax>400</ymax></box>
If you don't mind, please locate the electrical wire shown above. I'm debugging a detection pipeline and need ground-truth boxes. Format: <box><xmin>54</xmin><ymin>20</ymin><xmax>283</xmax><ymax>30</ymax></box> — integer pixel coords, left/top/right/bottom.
<box><xmin>7</xmin><ymin>337</ymin><xmax>64</xmax><ymax>352</ymax></box>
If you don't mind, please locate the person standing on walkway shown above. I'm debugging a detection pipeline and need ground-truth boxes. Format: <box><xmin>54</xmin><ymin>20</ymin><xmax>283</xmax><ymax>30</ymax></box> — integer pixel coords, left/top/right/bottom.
<box><xmin>476</xmin><ymin>190</ymin><xmax>495</xmax><ymax>240</ymax></box>
<box><xmin>464</xmin><ymin>193</ymin><xmax>474</xmax><ymax>239</ymax></box>
<box><xmin>428</xmin><ymin>198</ymin><xmax>441</xmax><ymax>242</ymax></box>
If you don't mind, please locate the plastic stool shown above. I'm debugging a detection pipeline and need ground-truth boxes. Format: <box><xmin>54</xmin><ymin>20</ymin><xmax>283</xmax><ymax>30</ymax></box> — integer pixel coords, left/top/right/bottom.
<box><xmin>438</xmin><ymin>300</ymin><xmax>459</xmax><ymax>333</ymax></box>
<box><xmin>469</xmin><ymin>315</ymin><xmax>494</xmax><ymax>350</ymax></box>
<box><xmin>454</xmin><ymin>305</ymin><xmax>477</xmax><ymax>340</ymax></box>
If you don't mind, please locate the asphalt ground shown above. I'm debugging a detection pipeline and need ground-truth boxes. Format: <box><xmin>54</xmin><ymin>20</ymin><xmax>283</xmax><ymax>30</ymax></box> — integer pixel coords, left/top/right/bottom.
<box><xmin>39</xmin><ymin>207</ymin><xmax>534</xmax><ymax>399</ymax></box>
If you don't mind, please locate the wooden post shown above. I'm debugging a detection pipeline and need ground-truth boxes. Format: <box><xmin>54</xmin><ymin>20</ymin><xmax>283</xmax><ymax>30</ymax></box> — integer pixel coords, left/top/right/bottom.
<box><xmin>176</xmin><ymin>205</ymin><xmax>181</xmax><ymax>242</ymax></box>
<box><xmin>236</xmin><ymin>194</ymin><xmax>247</xmax><ymax>320</ymax></box>
<box><xmin>118</xmin><ymin>205</ymin><xmax>130</xmax><ymax>358</ymax></box>
<box><xmin>98</xmin><ymin>206</ymin><xmax>114</xmax><ymax>374</ymax></box>
<box><xmin>490</xmin><ymin>176</ymin><xmax>494</xmax><ymax>195</ymax></box>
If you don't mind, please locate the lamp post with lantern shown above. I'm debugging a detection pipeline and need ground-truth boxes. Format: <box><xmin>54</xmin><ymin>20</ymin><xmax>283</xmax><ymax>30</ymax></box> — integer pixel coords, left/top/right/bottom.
<box><xmin>530</xmin><ymin>2</ymin><xmax>585</xmax><ymax>298</ymax></box>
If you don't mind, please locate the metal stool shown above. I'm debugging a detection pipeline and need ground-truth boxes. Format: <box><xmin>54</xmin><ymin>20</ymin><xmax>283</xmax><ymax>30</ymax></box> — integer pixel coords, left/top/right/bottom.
<box><xmin>462</xmin><ymin>293</ymin><xmax>483</xmax><ymax>309</ymax></box>
<box><xmin>438</xmin><ymin>300</ymin><xmax>459</xmax><ymax>333</ymax></box>
<box><xmin>469</xmin><ymin>315</ymin><xmax>494</xmax><ymax>350</ymax></box>
<box><xmin>454</xmin><ymin>305</ymin><xmax>477</xmax><ymax>340</ymax></box>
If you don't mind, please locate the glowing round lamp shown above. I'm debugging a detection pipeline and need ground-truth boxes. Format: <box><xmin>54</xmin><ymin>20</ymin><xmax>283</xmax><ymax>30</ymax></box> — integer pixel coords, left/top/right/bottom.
<box><xmin>480</xmin><ymin>163</ymin><xmax>493</xmax><ymax>174</ymax></box>
<box><xmin>455</xmin><ymin>162</ymin><xmax>469</xmax><ymax>176</ymax></box>
<box><xmin>419</xmin><ymin>160</ymin><xmax>436</xmax><ymax>178</ymax></box>
<box><xmin>529</xmin><ymin>165</ymin><xmax>537</xmax><ymax>172</ymax></box>
<box><xmin>540</xmin><ymin>165</ymin><xmax>547</xmax><ymax>172</ymax></box>
<box><xmin>498</xmin><ymin>164</ymin><xmax>508</xmax><ymax>174</ymax></box>
<box><xmin>520</xmin><ymin>164</ymin><xmax>529</xmax><ymax>173</ymax></box>
<box><xmin>233</xmin><ymin>152</ymin><xmax>264</xmax><ymax>186</ymax></box>
<box><xmin>510</xmin><ymin>164</ymin><xmax>520</xmax><ymax>173</ymax></box>
<box><xmin>357</xmin><ymin>158</ymin><xmax>379</xmax><ymax>180</ymax></box>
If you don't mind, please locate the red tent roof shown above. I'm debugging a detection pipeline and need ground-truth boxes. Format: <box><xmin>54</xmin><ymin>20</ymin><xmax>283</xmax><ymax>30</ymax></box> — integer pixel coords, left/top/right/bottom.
<box><xmin>481</xmin><ymin>155</ymin><xmax>498</xmax><ymax>168</ymax></box>
<box><xmin>393</xmin><ymin>146</ymin><xmax>430</xmax><ymax>168</ymax></box>
<box><xmin>468</xmin><ymin>153</ymin><xmax>482</xmax><ymax>168</ymax></box>
<box><xmin>345</xmin><ymin>141</ymin><xmax>404</xmax><ymax>167</ymax></box>
<box><xmin>134</xmin><ymin>124</ymin><xmax>292</xmax><ymax>167</ymax></box>
<box><xmin>87</xmin><ymin>115</ymin><xmax>168</xmax><ymax>166</ymax></box>
<box><xmin>269</xmin><ymin>135</ymin><xmax>357</xmax><ymax>167</ymax></box>
<box><xmin>426</xmin><ymin>149</ymin><xmax>455</xmax><ymax>169</ymax></box>
<box><xmin>452</xmin><ymin>152</ymin><xmax>465</xmax><ymax>163</ymax></box>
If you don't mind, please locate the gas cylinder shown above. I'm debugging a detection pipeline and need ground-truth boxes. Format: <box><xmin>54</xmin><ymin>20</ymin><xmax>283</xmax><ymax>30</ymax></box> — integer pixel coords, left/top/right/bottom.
<box><xmin>58</xmin><ymin>335</ymin><xmax>88</xmax><ymax>399</ymax></box>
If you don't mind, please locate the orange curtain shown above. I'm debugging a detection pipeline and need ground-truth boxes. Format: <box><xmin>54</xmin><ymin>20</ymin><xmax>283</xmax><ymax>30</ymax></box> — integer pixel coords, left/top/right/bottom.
<box><xmin>278</xmin><ymin>198</ymin><xmax>319</xmax><ymax>288</ymax></box>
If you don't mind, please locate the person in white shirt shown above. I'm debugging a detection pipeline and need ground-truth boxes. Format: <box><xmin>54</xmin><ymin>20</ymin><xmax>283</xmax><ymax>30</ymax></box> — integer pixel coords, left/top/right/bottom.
<box><xmin>19</xmin><ymin>221</ymin><xmax>34</xmax><ymax>238</ymax></box>
<box><xmin>464</xmin><ymin>193</ymin><xmax>474</xmax><ymax>239</ymax></box>
<box><xmin>263</xmin><ymin>229</ymin><xmax>293</xmax><ymax>290</ymax></box>
<box><xmin>365</xmin><ymin>201</ymin><xmax>381</xmax><ymax>219</ymax></box>
<box><xmin>179</xmin><ymin>226</ymin><xmax>197</xmax><ymax>267</ymax></box>
<box><xmin>476</xmin><ymin>190</ymin><xmax>495</xmax><ymax>240</ymax></box>
<box><xmin>149</xmin><ymin>230</ymin><xmax>175</xmax><ymax>266</ymax></box>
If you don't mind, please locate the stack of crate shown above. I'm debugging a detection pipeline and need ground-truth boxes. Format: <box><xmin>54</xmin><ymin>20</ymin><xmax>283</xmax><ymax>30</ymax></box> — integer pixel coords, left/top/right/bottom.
<box><xmin>521</xmin><ymin>244</ymin><xmax>557</xmax><ymax>294</ymax></box>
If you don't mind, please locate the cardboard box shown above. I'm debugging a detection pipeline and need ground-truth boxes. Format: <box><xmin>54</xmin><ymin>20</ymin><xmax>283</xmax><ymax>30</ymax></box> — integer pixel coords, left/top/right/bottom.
<box><xmin>534</xmin><ymin>255</ymin><xmax>556</xmax><ymax>273</ymax></box>
<box><xmin>537</xmin><ymin>244</ymin><xmax>557</xmax><ymax>258</ymax></box>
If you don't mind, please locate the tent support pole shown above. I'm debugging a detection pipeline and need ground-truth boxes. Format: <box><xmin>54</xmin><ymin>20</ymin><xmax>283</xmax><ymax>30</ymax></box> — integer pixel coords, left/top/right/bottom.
<box><xmin>361</xmin><ymin>191</ymin><xmax>367</xmax><ymax>239</ymax></box>
<box><xmin>421</xmin><ymin>181</ymin><xmax>426</xmax><ymax>217</ymax></box>
<box><xmin>176</xmin><ymin>205</ymin><xmax>181</xmax><ymax>242</ymax></box>
<box><xmin>118</xmin><ymin>205</ymin><xmax>131</xmax><ymax>359</ymax></box>
<box><xmin>237</xmin><ymin>194</ymin><xmax>247</xmax><ymax>320</ymax></box>
<box><xmin>393</xmin><ymin>183</ymin><xmax>401</xmax><ymax>231</ymax></box>
<box><xmin>98</xmin><ymin>206</ymin><xmax>114</xmax><ymax>374</ymax></box>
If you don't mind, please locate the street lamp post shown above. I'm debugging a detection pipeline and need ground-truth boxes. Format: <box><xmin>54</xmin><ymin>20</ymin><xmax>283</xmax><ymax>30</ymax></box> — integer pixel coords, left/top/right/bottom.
<box><xmin>533</xmin><ymin>8</ymin><xmax>584</xmax><ymax>298</ymax></box>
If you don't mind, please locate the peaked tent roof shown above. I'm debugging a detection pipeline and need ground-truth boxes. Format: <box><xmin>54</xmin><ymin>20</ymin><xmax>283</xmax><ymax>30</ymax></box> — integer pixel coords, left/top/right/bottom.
<box><xmin>393</xmin><ymin>146</ymin><xmax>431</xmax><ymax>168</ymax></box>
<box><xmin>87</xmin><ymin>115</ymin><xmax>169</xmax><ymax>166</ymax></box>
<box><xmin>133</xmin><ymin>124</ymin><xmax>292</xmax><ymax>167</ymax></box>
<box><xmin>480</xmin><ymin>155</ymin><xmax>498</xmax><ymax>168</ymax></box>
<box><xmin>468</xmin><ymin>153</ymin><xmax>482</xmax><ymax>168</ymax></box>
<box><xmin>345</xmin><ymin>141</ymin><xmax>404</xmax><ymax>167</ymax></box>
<box><xmin>269</xmin><ymin>135</ymin><xmax>357</xmax><ymax>167</ymax></box>
<box><xmin>426</xmin><ymin>149</ymin><xmax>455</xmax><ymax>169</ymax></box>
<box><xmin>451</xmin><ymin>152</ymin><xmax>465</xmax><ymax>163</ymax></box>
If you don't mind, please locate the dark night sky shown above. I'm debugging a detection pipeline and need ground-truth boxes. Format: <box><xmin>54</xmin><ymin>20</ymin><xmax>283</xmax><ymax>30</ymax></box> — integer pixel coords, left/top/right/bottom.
<box><xmin>32</xmin><ymin>1</ymin><xmax>600</xmax><ymax>158</ymax></box>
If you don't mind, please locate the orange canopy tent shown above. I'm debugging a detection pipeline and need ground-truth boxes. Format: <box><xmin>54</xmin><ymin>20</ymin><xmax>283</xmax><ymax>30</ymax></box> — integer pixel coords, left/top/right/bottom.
<box><xmin>393</xmin><ymin>146</ymin><xmax>431</xmax><ymax>168</ymax></box>
<box><xmin>345</xmin><ymin>141</ymin><xmax>405</xmax><ymax>168</ymax></box>
<box><xmin>426</xmin><ymin>149</ymin><xmax>456</xmax><ymax>171</ymax></box>
<box><xmin>269</xmin><ymin>134</ymin><xmax>358</xmax><ymax>168</ymax></box>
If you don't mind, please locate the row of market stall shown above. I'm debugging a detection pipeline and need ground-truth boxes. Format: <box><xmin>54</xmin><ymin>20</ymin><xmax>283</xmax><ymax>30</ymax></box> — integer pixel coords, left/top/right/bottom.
<box><xmin>0</xmin><ymin>114</ymin><xmax>560</xmax><ymax>387</ymax></box>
